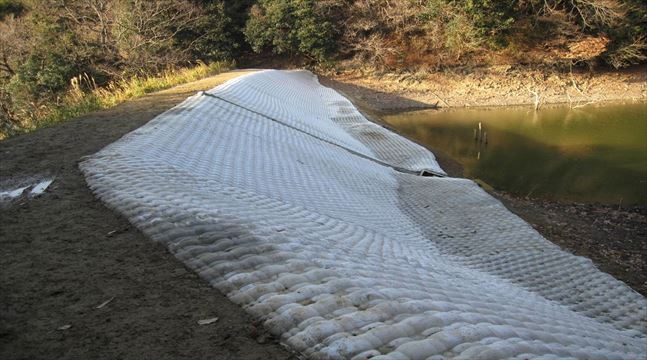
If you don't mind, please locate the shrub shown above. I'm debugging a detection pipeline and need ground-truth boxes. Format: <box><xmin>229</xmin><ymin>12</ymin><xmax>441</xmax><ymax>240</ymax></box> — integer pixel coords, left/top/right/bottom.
<box><xmin>0</xmin><ymin>61</ymin><xmax>232</xmax><ymax>139</ymax></box>
<box><xmin>0</xmin><ymin>0</ymin><xmax>24</xmax><ymax>19</ymax></box>
<box><xmin>184</xmin><ymin>1</ymin><xmax>236</xmax><ymax>62</ymax></box>
<box><xmin>244</xmin><ymin>0</ymin><xmax>340</xmax><ymax>62</ymax></box>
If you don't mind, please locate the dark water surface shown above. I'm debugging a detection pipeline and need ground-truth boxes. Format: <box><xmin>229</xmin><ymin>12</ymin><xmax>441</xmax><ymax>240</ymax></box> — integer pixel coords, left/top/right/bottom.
<box><xmin>383</xmin><ymin>103</ymin><xmax>647</xmax><ymax>205</ymax></box>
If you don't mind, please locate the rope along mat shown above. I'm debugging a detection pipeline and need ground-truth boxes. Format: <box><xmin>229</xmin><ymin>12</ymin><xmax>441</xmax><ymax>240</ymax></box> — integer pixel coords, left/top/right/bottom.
<box><xmin>81</xmin><ymin>70</ymin><xmax>646</xmax><ymax>359</ymax></box>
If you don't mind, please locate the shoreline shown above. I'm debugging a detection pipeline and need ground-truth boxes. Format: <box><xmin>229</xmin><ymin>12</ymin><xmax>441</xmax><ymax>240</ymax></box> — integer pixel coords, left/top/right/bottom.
<box><xmin>326</xmin><ymin>65</ymin><xmax>647</xmax><ymax>111</ymax></box>
<box><xmin>376</xmin><ymin>97</ymin><xmax>647</xmax><ymax>117</ymax></box>
<box><xmin>321</xmin><ymin>75</ymin><xmax>647</xmax><ymax>297</ymax></box>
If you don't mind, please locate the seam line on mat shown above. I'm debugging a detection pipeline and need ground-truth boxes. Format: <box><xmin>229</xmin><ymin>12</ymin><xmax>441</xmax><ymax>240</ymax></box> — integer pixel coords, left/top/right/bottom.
<box><xmin>202</xmin><ymin>92</ymin><xmax>446</xmax><ymax>178</ymax></box>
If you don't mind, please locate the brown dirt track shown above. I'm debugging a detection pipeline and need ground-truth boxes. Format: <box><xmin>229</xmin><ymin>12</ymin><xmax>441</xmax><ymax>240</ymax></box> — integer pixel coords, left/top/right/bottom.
<box><xmin>0</xmin><ymin>71</ymin><xmax>298</xmax><ymax>360</ymax></box>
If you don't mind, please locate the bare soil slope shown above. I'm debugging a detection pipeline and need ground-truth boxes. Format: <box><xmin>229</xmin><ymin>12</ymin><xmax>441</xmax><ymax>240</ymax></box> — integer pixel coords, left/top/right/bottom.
<box><xmin>0</xmin><ymin>71</ymin><xmax>298</xmax><ymax>360</ymax></box>
<box><xmin>329</xmin><ymin>65</ymin><xmax>647</xmax><ymax>110</ymax></box>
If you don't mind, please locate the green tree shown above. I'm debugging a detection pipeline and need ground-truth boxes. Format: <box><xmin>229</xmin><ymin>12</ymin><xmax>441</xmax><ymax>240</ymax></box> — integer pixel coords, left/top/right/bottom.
<box><xmin>244</xmin><ymin>0</ymin><xmax>340</xmax><ymax>62</ymax></box>
<box><xmin>0</xmin><ymin>0</ymin><xmax>24</xmax><ymax>19</ymax></box>
<box><xmin>460</xmin><ymin>0</ymin><xmax>516</xmax><ymax>47</ymax></box>
<box><xmin>7</xmin><ymin>2</ymin><xmax>87</xmax><ymax>98</ymax></box>
<box><xmin>179</xmin><ymin>1</ymin><xmax>236</xmax><ymax>62</ymax></box>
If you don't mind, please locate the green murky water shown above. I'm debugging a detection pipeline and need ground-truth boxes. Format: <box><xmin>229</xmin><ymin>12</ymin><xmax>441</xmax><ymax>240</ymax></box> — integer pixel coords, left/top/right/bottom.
<box><xmin>383</xmin><ymin>103</ymin><xmax>647</xmax><ymax>205</ymax></box>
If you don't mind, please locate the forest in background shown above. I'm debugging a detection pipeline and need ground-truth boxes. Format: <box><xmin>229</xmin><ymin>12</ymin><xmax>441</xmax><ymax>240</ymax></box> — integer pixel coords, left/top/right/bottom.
<box><xmin>1</xmin><ymin>0</ymin><xmax>645</xmax><ymax>138</ymax></box>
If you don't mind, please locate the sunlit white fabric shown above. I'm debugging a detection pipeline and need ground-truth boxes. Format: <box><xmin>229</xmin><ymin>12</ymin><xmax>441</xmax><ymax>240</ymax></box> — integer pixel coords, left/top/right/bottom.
<box><xmin>81</xmin><ymin>70</ymin><xmax>646</xmax><ymax>359</ymax></box>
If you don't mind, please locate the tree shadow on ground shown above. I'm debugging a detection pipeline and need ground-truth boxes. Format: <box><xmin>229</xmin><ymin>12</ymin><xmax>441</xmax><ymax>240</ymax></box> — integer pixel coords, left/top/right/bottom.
<box><xmin>320</xmin><ymin>77</ymin><xmax>438</xmax><ymax>114</ymax></box>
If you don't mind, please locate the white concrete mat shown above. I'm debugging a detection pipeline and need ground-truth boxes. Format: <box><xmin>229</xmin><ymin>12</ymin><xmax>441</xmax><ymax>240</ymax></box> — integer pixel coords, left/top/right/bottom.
<box><xmin>81</xmin><ymin>70</ymin><xmax>646</xmax><ymax>359</ymax></box>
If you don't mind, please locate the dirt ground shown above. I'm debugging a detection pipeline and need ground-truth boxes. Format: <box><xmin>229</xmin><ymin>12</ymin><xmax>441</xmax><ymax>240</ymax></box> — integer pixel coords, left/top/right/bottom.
<box><xmin>0</xmin><ymin>70</ymin><xmax>299</xmax><ymax>360</ymax></box>
<box><xmin>322</xmin><ymin>76</ymin><xmax>647</xmax><ymax>297</ymax></box>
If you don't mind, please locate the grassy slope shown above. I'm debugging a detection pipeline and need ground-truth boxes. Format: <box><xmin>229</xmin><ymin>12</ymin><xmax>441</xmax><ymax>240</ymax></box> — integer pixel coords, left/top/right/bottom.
<box><xmin>2</xmin><ymin>61</ymin><xmax>234</xmax><ymax>140</ymax></box>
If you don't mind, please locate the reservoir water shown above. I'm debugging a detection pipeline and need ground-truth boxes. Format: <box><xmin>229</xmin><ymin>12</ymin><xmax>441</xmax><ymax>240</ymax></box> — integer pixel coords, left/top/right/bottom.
<box><xmin>383</xmin><ymin>102</ymin><xmax>647</xmax><ymax>205</ymax></box>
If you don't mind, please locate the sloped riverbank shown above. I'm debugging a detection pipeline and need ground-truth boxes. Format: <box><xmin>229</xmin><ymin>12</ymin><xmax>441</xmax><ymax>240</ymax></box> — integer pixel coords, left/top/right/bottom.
<box><xmin>321</xmin><ymin>77</ymin><xmax>647</xmax><ymax>296</ymax></box>
<box><xmin>2</xmin><ymin>69</ymin><xmax>645</xmax><ymax>359</ymax></box>
<box><xmin>326</xmin><ymin>65</ymin><xmax>647</xmax><ymax>111</ymax></box>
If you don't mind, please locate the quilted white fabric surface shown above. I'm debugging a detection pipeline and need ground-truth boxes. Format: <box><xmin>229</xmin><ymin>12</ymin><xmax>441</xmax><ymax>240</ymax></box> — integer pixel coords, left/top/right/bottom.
<box><xmin>81</xmin><ymin>70</ymin><xmax>646</xmax><ymax>359</ymax></box>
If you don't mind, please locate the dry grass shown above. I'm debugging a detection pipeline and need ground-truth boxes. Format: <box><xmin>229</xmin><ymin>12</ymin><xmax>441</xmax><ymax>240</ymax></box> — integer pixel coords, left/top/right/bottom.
<box><xmin>1</xmin><ymin>60</ymin><xmax>233</xmax><ymax>139</ymax></box>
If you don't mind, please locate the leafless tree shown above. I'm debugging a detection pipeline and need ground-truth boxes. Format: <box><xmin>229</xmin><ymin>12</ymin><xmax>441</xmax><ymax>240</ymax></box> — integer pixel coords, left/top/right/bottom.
<box><xmin>0</xmin><ymin>14</ymin><xmax>29</xmax><ymax>79</ymax></box>
<box><xmin>111</xmin><ymin>0</ymin><xmax>204</xmax><ymax>72</ymax></box>
<box><xmin>533</xmin><ymin>0</ymin><xmax>626</xmax><ymax>29</ymax></box>
<box><xmin>606</xmin><ymin>36</ymin><xmax>647</xmax><ymax>68</ymax></box>
<box><xmin>28</xmin><ymin>0</ymin><xmax>206</xmax><ymax>76</ymax></box>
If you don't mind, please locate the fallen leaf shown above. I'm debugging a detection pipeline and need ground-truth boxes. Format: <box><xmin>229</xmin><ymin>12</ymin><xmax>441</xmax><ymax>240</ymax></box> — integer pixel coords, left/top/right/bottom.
<box><xmin>96</xmin><ymin>297</ymin><xmax>115</xmax><ymax>309</ymax></box>
<box><xmin>197</xmin><ymin>317</ymin><xmax>219</xmax><ymax>325</ymax></box>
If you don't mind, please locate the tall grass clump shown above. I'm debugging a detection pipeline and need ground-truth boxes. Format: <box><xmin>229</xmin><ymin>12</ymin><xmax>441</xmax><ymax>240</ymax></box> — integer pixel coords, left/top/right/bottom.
<box><xmin>42</xmin><ymin>61</ymin><xmax>233</xmax><ymax>128</ymax></box>
<box><xmin>1</xmin><ymin>61</ymin><xmax>232</xmax><ymax>139</ymax></box>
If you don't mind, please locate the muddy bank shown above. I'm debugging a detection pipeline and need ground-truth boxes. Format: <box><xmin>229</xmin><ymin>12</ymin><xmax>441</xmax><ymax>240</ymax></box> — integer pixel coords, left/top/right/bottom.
<box><xmin>327</xmin><ymin>65</ymin><xmax>647</xmax><ymax>111</ymax></box>
<box><xmin>0</xmin><ymin>71</ymin><xmax>298</xmax><ymax>360</ymax></box>
<box><xmin>322</xmin><ymin>76</ymin><xmax>647</xmax><ymax>297</ymax></box>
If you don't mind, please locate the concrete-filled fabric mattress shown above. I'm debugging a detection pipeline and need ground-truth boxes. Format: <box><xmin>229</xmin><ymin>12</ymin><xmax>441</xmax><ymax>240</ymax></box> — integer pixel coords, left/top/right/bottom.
<box><xmin>80</xmin><ymin>70</ymin><xmax>646</xmax><ymax>359</ymax></box>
